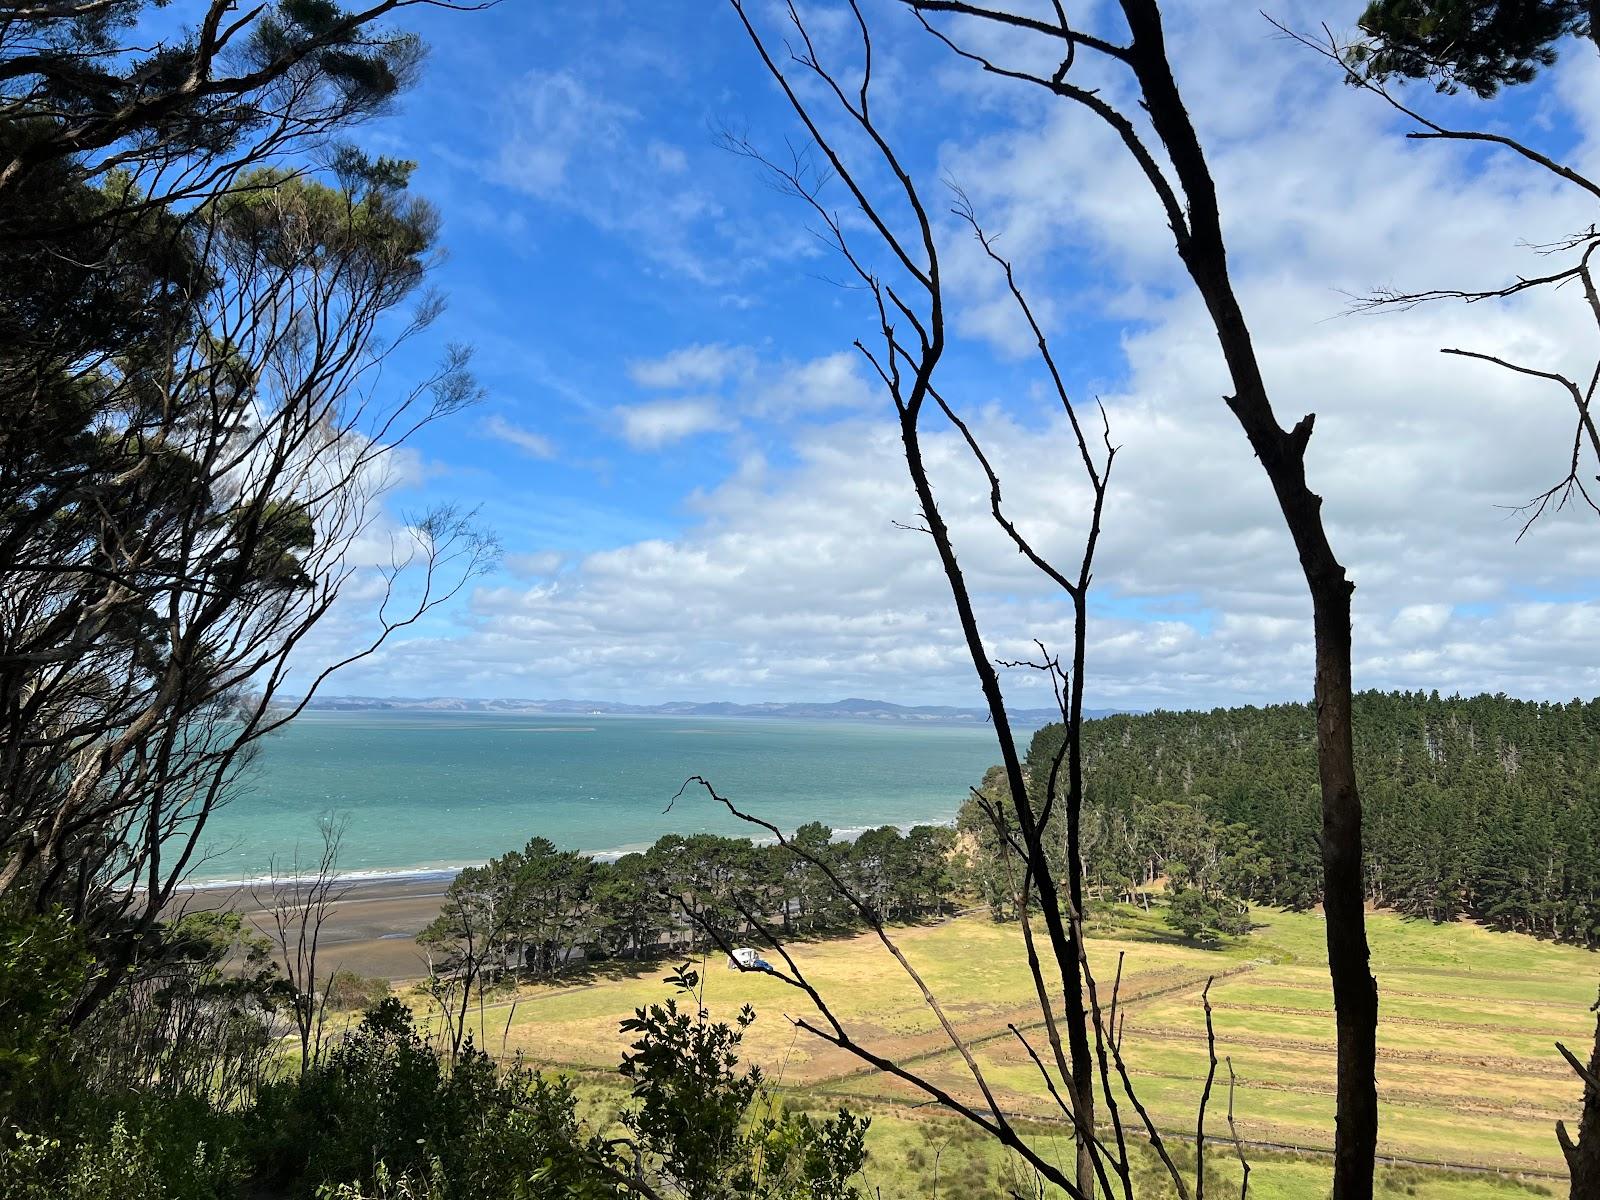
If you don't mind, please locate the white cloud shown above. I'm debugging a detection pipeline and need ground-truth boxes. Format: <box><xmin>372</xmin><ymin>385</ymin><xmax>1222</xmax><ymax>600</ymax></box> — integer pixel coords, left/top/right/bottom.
<box><xmin>753</xmin><ymin>352</ymin><xmax>877</xmax><ymax>415</ymax></box>
<box><xmin>615</xmin><ymin>398</ymin><xmax>730</xmax><ymax>449</ymax></box>
<box><xmin>491</xmin><ymin>71</ymin><xmax>634</xmax><ymax>197</ymax></box>
<box><xmin>647</xmin><ymin>140</ymin><xmax>689</xmax><ymax>174</ymax></box>
<box><xmin>325</xmin><ymin>2</ymin><xmax>1600</xmax><ymax>708</ymax></box>
<box><xmin>481</xmin><ymin>414</ymin><xmax>557</xmax><ymax>460</ymax></box>
<box><xmin>629</xmin><ymin>344</ymin><xmax>751</xmax><ymax>389</ymax></box>
<box><xmin>483</xmin><ymin>69</ymin><xmax>790</xmax><ymax>284</ymax></box>
<box><xmin>332</xmin><ymin>388</ymin><xmax>1600</xmax><ymax>705</ymax></box>
<box><xmin>626</xmin><ymin>346</ymin><xmax>878</xmax><ymax>423</ymax></box>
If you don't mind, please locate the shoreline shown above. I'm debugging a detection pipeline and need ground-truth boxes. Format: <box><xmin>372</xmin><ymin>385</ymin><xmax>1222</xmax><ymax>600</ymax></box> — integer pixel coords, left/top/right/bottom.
<box><xmin>176</xmin><ymin>865</ymin><xmax>469</xmax><ymax>893</ymax></box>
<box><xmin>175</xmin><ymin>815</ymin><xmax>968</xmax><ymax>982</ymax></box>
<box><xmin>179</xmin><ymin>873</ymin><xmax>456</xmax><ymax>982</ymax></box>
<box><xmin>177</xmin><ymin>815</ymin><xmax>963</xmax><ymax>893</ymax></box>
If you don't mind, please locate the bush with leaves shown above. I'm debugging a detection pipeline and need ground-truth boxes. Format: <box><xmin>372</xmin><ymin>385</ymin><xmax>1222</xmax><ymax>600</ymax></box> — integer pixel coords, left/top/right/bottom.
<box><xmin>0</xmin><ymin>907</ymin><xmax>267</xmax><ymax>1199</ymax></box>
<box><xmin>1164</xmin><ymin>881</ymin><xmax>1252</xmax><ymax>949</ymax></box>
<box><xmin>251</xmin><ymin>997</ymin><xmax>607</xmax><ymax>1199</ymax></box>
<box><xmin>325</xmin><ymin>968</ymin><xmax>392</xmax><ymax>1012</ymax></box>
<box><xmin>618</xmin><ymin>963</ymin><xmax>868</xmax><ymax>1200</ymax></box>
<box><xmin>0</xmin><ymin>1105</ymin><xmax>245</xmax><ymax>1200</ymax></box>
<box><xmin>0</xmin><ymin>907</ymin><xmax>91</xmax><ymax>1125</ymax></box>
<box><xmin>73</xmin><ymin>910</ymin><xmax>287</xmax><ymax>1107</ymax></box>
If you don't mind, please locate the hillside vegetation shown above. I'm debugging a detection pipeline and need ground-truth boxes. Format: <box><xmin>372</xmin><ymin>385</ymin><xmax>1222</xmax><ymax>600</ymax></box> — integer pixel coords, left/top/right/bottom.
<box><xmin>1018</xmin><ymin>692</ymin><xmax>1600</xmax><ymax>942</ymax></box>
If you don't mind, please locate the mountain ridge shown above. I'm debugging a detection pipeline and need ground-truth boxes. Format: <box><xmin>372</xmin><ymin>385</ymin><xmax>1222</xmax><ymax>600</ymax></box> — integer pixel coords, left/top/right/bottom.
<box><xmin>295</xmin><ymin>694</ymin><xmax>1127</xmax><ymax>726</ymax></box>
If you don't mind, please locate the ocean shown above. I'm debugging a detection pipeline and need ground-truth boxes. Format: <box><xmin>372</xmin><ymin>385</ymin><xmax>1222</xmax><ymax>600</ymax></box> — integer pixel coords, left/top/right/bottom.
<box><xmin>190</xmin><ymin>711</ymin><xmax>1008</xmax><ymax>884</ymax></box>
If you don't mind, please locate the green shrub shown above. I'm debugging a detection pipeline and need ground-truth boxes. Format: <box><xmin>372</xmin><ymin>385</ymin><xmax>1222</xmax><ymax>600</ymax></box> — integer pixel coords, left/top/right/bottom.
<box><xmin>619</xmin><ymin>963</ymin><xmax>869</xmax><ymax>1199</ymax></box>
<box><xmin>0</xmin><ymin>1109</ymin><xmax>243</xmax><ymax>1200</ymax></box>
<box><xmin>315</xmin><ymin>1157</ymin><xmax>450</xmax><ymax>1199</ymax></box>
<box><xmin>251</xmin><ymin>998</ymin><xmax>605</xmax><ymax>1199</ymax></box>
<box><xmin>0</xmin><ymin>907</ymin><xmax>92</xmax><ymax>1123</ymax></box>
<box><xmin>325</xmin><ymin>969</ymin><xmax>391</xmax><ymax>1012</ymax></box>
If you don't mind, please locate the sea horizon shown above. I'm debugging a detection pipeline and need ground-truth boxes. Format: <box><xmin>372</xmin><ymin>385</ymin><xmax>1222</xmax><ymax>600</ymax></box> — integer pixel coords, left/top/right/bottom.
<box><xmin>186</xmin><ymin>709</ymin><xmax>1010</xmax><ymax>885</ymax></box>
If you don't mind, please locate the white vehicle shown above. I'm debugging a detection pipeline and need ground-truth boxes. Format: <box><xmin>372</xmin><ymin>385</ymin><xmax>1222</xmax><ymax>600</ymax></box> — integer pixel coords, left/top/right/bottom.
<box><xmin>728</xmin><ymin>946</ymin><xmax>773</xmax><ymax>971</ymax></box>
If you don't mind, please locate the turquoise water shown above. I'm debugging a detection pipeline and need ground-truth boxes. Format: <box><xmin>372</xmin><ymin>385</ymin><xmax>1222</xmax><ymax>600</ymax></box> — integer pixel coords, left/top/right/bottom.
<box><xmin>194</xmin><ymin>712</ymin><xmax>1006</xmax><ymax>883</ymax></box>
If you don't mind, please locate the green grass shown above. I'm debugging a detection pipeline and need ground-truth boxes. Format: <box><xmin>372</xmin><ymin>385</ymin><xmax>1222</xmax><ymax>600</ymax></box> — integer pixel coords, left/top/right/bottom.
<box><xmin>413</xmin><ymin>906</ymin><xmax>1595</xmax><ymax>1196</ymax></box>
<box><xmin>562</xmin><ymin>1075</ymin><xmax>1555</xmax><ymax>1200</ymax></box>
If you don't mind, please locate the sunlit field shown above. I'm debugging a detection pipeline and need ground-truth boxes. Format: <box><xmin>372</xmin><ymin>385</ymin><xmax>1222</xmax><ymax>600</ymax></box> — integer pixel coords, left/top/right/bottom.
<box><xmin>415</xmin><ymin>905</ymin><xmax>1596</xmax><ymax>1196</ymax></box>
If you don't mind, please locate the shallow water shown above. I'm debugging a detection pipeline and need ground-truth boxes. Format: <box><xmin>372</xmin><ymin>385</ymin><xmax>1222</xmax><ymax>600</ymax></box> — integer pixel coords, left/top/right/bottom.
<box><xmin>192</xmin><ymin>710</ymin><xmax>1007</xmax><ymax>883</ymax></box>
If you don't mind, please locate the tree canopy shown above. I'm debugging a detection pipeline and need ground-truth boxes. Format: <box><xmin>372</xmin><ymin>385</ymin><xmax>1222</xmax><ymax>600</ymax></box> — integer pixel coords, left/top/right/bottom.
<box><xmin>1352</xmin><ymin>0</ymin><xmax>1596</xmax><ymax>95</ymax></box>
<box><xmin>1017</xmin><ymin>690</ymin><xmax>1600</xmax><ymax>943</ymax></box>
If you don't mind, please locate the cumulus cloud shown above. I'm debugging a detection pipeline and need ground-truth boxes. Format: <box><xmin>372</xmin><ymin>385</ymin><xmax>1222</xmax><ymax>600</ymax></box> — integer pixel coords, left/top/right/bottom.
<box><xmin>327</xmin><ymin>2</ymin><xmax>1600</xmax><ymax>708</ymax></box>
<box><xmin>615</xmin><ymin>398</ymin><xmax>731</xmax><ymax>448</ymax></box>
<box><xmin>332</xmin><ymin>390</ymin><xmax>1600</xmax><ymax>706</ymax></box>
<box><xmin>753</xmin><ymin>352</ymin><xmax>878</xmax><ymax>415</ymax></box>
<box><xmin>623</xmin><ymin>346</ymin><xmax>879</xmax><ymax>426</ymax></box>
<box><xmin>629</xmin><ymin>343</ymin><xmax>752</xmax><ymax>389</ymax></box>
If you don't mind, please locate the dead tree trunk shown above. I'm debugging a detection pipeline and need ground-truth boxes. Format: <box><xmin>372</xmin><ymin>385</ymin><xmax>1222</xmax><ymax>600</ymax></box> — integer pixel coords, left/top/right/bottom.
<box><xmin>906</xmin><ymin>3</ymin><xmax>1381</xmax><ymax>1194</ymax></box>
<box><xmin>1560</xmin><ymin>997</ymin><xmax>1600</xmax><ymax>1199</ymax></box>
<box><xmin>1117</xmin><ymin>10</ymin><xmax>1377</xmax><ymax>1193</ymax></box>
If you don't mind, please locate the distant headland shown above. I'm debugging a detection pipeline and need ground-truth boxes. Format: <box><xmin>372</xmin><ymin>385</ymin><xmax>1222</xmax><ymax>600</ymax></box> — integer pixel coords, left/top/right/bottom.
<box><xmin>295</xmin><ymin>694</ymin><xmax>1128</xmax><ymax>727</ymax></box>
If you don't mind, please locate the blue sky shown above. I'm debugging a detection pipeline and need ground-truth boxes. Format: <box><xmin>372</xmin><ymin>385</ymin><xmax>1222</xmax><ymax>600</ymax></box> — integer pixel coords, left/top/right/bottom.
<box><xmin>277</xmin><ymin>1</ymin><xmax>1600</xmax><ymax>709</ymax></box>
<box><xmin>364</xmin><ymin>1</ymin><xmax>1081</xmax><ymax>551</ymax></box>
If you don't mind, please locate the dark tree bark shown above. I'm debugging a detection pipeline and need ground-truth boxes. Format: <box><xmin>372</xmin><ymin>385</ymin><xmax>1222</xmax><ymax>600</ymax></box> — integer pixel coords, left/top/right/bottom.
<box><xmin>719</xmin><ymin>5</ymin><xmax>1258</xmax><ymax>1196</ymax></box>
<box><xmin>1559</xmin><ymin>999</ymin><xmax>1600</xmax><ymax>1200</ymax></box>
<box><xmin>908</xmin><ymin>3</ymin><xmax>1380</xmax><ymax>1194</ymax></box>
<box><xmin>1114</xmin><ymin>10</ymin><xmax>1378</xmax><ymax>1193</ymax></box>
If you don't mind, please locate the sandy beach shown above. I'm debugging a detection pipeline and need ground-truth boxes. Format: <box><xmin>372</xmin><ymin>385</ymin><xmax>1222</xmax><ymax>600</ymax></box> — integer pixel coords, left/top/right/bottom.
<box><xmin>178</xmin><ymin>875</ymin><xmax>454</xmax><ymax>982</ymax></box>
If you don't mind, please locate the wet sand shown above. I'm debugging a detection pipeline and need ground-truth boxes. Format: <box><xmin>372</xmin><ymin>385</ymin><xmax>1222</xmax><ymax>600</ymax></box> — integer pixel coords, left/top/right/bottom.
<box><xmin>176</xmin><ymin>875</ymin><xmax>454</xmax><ymax>982</ymax></box>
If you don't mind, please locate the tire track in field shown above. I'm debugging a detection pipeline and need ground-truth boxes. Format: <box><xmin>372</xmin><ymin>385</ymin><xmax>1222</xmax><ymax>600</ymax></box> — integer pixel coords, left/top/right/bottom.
<box><xmin>805</xmin><ymin>960</ymin><xmax>1263</xmax><ymax>1089</ymax></box>
<box><xmin>517</xmin><ymin>1062</ymin><xmax>1571</xmax><ymax>1179</ymax></box>
<box><xmin>1114</xmin><ymin>1022</ymin><xmax>1576</xmax><ymax>1077</ymax></box>
<box><xmin>1086</xmin><ymin>1063</ymin><xmax>1571</xmax><ymax>1123</ymax></box>
<box><xmin>819</xmin><ymin>1033</ymin><xmax>1572</xmax><ymax>1125</ymax></box>
<box><xmin>810</xmin><ymin>1083</ymin><xmax>1569</xmax><ymax>1180</ymax></box>
<box><xmin>1212</xmin><ymin>973</ymin><xmax>1591</xmax><ymax>1013</ymax></box>
<box><xmin>1192</xmin><ymin>999</ymin><xmax>1580</xmax><ymax>1039</ymax></box>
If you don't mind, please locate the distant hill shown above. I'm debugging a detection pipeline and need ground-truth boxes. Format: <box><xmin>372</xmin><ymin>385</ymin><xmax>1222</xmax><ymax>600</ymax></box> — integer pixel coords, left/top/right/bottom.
<box><xmin>297</xmin><ymin>694</ymin><xmax>1124</xmax><ymax>727</ymax></box>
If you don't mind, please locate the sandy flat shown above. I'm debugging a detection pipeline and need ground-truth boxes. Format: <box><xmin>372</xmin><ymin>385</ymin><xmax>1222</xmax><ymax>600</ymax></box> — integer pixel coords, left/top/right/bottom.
<box><xmin>175</xmin><ymin>875</ymin><xmax>452</xmax><ymax>982</ymax></box>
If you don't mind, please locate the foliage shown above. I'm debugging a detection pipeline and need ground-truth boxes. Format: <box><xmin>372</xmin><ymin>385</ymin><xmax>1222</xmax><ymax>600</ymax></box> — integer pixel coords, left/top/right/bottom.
<box><xmin>0</xmin><ymin>1112</ymin><xmax>241</xmax><ymax>1200</ymax></box>
<box><xmin>960</xmin><ymin>740</ymin><xmax>1266</xmax><ymax>935</ymax></box>
<box><xmin>620</xmin><ymin>964</ymin><xmax>762</xmax><ymax>1195</ymax></box>
<box><xmin>0</xmin><ymin>918</ymin><xmax>872</xmax><ymax>1198</ymax></box>
<box><xmin>1017</xmin><ymin>691</ymin><xmax>1600</xmax><ymax>944</ymax></box>
<box><xmin>252</xmin><ymin>998</ymin><xmax>608</xmax><ymax>1199</ymax></box>
<box><xmin>0</xmin><ymin>1094</ymin><xmax>249</xmax><ymax>1200</ymax></box>
<box><xmin>419</xmin><ymin>824</ymin><xmax>962</xmax><ymax>1036</ymax></box>
<box><xmin>326</xmin><ymin>968</ymin><xmax>393</xmax><ymax>1012</ymax></box>
<box><xmin>619</xmin><ymin>963</ymin><xmax>868</xmax><ymax>1200</ymax></box>
<box><xmin>1162</xmin><ymin>881</ymin><xmax>1252</xmax><ymax>948</ymax></box>
<box><xmin>0</xmin><ymin>910</ymin><xmax>270</xmax><ymax>1197</ymax></box>
<box><xmin>0</xmin><ymin>0</ymin><xmax>421</xmax><ymax>246</ymax></box>
<box><xmin>0</xmin><ymin>149</ymin><xmax>466</xmax><ymax>946</ymax></box>
<box><xmin>315</xmin><ymin>1157</ymin><xmax>453</xmax><ymax>1200</ymax></box>
<box><xmin>0</xmin><ymin>907</ymin><xmax>92</xmax><ymax>1122</ymax></box>
<box><xmin>0</xmin><ymin>17</ymin><xmax>938</xmax><ymax>1186</ymax></box>
<box><xmin>1350</xmin><ymin>0</ymin><xmax>1591</xmax><ymax>95</ymax></box>
<box><xmin>0</xmin><ymin>0</ymin><xmax>492</xmax><ymax>1042</ymax></box>
<box><xmin>73</xmin><ymin>910</ymin><xmax>287</xmax><ymax>1105</ymax></box>
<box><xmin>245</xmin><ymin>972</ymin><xmax>871</xmax><ymax>1199</ymax></box>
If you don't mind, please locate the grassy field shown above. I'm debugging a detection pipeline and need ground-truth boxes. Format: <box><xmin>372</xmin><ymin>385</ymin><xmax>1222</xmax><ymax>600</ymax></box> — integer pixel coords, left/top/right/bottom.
<box><xmin>417</xmin><ymin>906</ymin><xmax>1597</xmax><ymax>1197</ymax></box>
